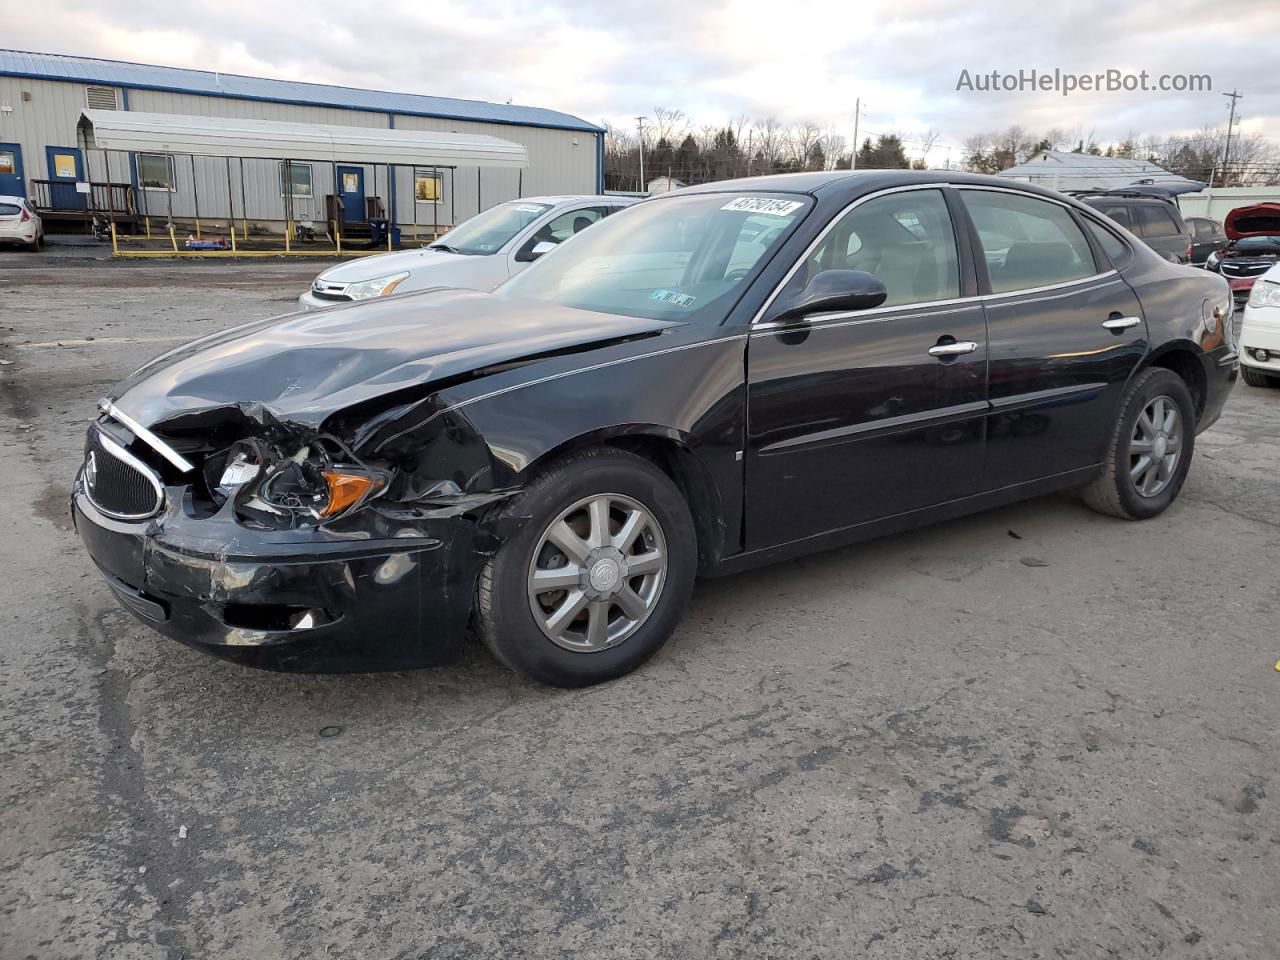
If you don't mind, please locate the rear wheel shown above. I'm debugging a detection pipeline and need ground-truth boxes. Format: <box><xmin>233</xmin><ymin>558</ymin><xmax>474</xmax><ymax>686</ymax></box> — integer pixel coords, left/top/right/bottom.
<box><xmin>476</xmin><ymin>447</ymin><xmax>696</xmax><ymax>687</ymax></box>
<box><xmin>1241</xmin><ymin>365</ymin><xmax>1279</xmax><ymax>388</ymax></box>
<box><xmin>1081</xmin><ymin>368</ymin><xmax>1195</xmax><ymax>520</ymax></box>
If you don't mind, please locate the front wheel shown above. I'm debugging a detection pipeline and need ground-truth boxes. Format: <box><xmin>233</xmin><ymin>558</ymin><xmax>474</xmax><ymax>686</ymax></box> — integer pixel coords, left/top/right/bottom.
<box><xmin>476</xmin><ymin>447</ymin><xmax>696</xmax><ymax>687</ymax></box>
<box><xmin>1081</xmin><ymin>368</ymin><xmax>1195</xmax><ymax>520</ymax></box>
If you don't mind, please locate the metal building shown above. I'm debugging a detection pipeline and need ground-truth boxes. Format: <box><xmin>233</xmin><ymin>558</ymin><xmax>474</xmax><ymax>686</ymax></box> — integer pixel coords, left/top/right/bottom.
<box><xmin>997</xmin><ymin>150</ymin><xmax>1199</xmax><ymax>193</ymax></box>
<box><xmin>0</xmin><ymin>49</ymin><xmax>604</xmax><ymax>234</ymax></box>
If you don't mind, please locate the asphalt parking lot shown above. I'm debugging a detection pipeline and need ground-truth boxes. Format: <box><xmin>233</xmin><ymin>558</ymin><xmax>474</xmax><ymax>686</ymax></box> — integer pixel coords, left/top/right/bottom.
<box><xmin>1</xmin><ymin>252</ymin><xmax>1278</xmax><ymax>960</ymax></box>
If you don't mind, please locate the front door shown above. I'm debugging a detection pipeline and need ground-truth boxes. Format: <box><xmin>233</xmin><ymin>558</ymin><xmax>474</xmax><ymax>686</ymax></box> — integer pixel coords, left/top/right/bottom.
<box><xmin>45</xmin><ymin>146</ymin><xmax>84</xmax><ymax>210</ymax></box>
<box><xmin>0</xmin><ymin>144</ymin><xmax>25</xmax><ymax>198</ymax></box>
<box><xmin>958</xmin><ymin>188</ymin><xmax>1148</xmax><ymax>488</ymax></box>
<box><xmin>746</xmin><ymin>187</ymin><xmax>988</xmax><ymax>549</ymax></box>
<box><xmin>337</xmin><ymin>166</ymin><xmax>365</xmax><ymax>224</ymax></box>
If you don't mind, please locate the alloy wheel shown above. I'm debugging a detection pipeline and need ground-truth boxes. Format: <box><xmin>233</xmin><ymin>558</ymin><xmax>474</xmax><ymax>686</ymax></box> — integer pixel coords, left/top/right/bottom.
<box><xmin>526</xmin><ymin>493</ymin><xmax>668</xmax><ymax>652</ymax></box>
<box><xmin>1129</xmin><ymin>395</ymin><xmax>1183</xmax><ymax>498</ymax></box>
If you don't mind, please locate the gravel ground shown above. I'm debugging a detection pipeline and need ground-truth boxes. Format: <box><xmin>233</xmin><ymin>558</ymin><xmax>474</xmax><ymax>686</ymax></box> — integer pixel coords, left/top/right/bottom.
<box><xmin>1</xmin><ymin>254</ymin><xmax>1277</xmax><ymax>960</ymax></box>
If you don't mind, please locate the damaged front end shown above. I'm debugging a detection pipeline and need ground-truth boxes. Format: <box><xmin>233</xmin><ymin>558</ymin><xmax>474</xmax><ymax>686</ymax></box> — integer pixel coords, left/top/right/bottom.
<box><xmin>73</xmin><ymin>396</ymin><xmax>521</xmax><ymax>672</ymax></box>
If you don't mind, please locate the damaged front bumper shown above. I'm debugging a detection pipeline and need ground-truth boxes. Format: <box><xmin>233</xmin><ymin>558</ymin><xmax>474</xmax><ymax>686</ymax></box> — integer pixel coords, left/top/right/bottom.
<box><xmin>72</xmin><ymin>476</ymin><xmax>501</xmax><ymax>672</ymax></box>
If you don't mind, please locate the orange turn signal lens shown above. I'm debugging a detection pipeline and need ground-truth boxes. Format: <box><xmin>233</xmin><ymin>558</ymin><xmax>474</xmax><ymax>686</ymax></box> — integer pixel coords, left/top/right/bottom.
<box><xmin>320</xmin><ymin>470</ymin><xmax>385</xmax><ymax>517</ymax></box>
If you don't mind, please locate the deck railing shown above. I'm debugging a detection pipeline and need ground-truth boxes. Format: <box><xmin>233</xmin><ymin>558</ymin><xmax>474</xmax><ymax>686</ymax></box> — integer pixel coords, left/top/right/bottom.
<box><xmin>30</xmin><ymin>180</ymin><xmax>136</xmax><ymax>218</ymax></box>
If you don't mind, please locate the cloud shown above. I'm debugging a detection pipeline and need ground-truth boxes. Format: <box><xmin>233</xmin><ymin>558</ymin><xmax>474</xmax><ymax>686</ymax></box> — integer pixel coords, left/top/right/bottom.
<box><xmin>6</xmin><ymin>0</ymin><xmax>1278</xmax><ymax>160</ymax></box>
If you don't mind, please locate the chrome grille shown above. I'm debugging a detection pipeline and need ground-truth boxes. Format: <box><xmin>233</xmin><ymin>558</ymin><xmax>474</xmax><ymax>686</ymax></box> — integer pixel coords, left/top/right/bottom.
<box><xmin>312</xmin><ymin>279</ymin><xmax>352</xmax><ymax>302</ymax></box>
<box><xmin>1220</xmin><ymin>259</ymin><xmax>1274</xmax><ymax>278</ymax></box>
<box><xmin>84</xmin><ymin>430</ymin><xmax>164</xmax><ymax>520</ymax></box>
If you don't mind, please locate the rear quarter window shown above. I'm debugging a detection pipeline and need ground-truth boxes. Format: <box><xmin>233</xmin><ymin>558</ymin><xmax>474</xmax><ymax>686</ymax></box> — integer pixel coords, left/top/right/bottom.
<box><xmin>1083</xmin><ymin>218</ymin><xmax>1131</xmax><ymax>266</ymax></box>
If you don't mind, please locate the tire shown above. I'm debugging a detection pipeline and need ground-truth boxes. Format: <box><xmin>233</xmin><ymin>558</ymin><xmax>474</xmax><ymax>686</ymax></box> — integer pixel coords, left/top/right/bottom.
<box><xmin>1241</xmin><ymin>365</ymin><xmax>1279</xmax><ymax>388</ymax></box>
<box><xmin>476</xmin><ymin>447</ymin><xmax>696</xmax><ymax>687</ymax></box>
<box><xmin>1081</xmin><ymin>368</ymin><xmax>1196</xmax><ymax>520</ymax></box>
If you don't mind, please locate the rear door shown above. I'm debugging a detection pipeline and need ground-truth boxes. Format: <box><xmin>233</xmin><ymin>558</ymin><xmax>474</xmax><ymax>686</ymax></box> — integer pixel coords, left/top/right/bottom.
<box><xmin>746</xmin><ymin>186</ymin><xmax>988</xmax><ymax>548</ymax></box>
<box><xmin>958</xmin><ymin>188</ymin><xmax>1148</xmax><ymax>488</ymax></box>
<box><xmin>0</xmin><ymin>143</ymin><xmax>24</xmax><ymax>198</ymax></box>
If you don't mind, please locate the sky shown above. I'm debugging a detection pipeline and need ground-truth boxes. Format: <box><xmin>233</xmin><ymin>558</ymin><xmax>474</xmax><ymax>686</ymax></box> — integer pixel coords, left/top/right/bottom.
<box><xmin>6</xmin><ymin>0</ymin><xmax>1279</xmax><ymax>163</ymax></box>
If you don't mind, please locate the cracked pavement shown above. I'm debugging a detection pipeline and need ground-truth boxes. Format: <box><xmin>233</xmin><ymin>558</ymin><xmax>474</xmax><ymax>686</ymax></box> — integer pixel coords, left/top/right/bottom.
<box><xmin>1</xmin><ymin>257</ymin><xmax>1277</xmax><ymax>958</ymax></box>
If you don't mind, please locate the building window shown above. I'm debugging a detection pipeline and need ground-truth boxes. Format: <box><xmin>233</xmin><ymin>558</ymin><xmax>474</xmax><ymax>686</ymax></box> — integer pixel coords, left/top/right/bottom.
<box><xmin>415</xmin><ymin>169</ymin><xmax>442</xmax><ymax>203</ymax></box>
<box><xmin>280</xmin><ymin>162</ymin><xmax>313</xmax><ymax>199</ymax></box>
<box><xmin>138</xmin><ymin>153</ymin><xmax>176</xmax><ymax>191</ymax></box>
<box><xmin>0</xmin><ymin>150</ymin><xmax>16</xmax><ymax>176</ymax></box>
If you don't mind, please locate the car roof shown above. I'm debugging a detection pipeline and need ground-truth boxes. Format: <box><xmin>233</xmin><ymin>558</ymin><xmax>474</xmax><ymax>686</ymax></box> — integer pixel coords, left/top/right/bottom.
<box><xmin>517</xmin><ymin>195</ymin><xmax>636</xmax><ymax>206</ymax></box>
<box><xmin>0</xmin><ymin>195</ymin><xmax>27</xmax><ymax>204</ymax></box>
<box><xmin>659</xmin><ymin>169</ymin><xmax>1102</xmax><ymax>208</ymax></box>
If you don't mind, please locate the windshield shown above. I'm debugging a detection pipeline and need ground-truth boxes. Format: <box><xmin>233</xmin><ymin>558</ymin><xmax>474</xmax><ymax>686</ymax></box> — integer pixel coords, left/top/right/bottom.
<box><xmin>432</xmin><ymin>201</ymin><xmax>552</xmax><ymax>255</ymax></box>
<box><xmin>497</xmin><ymin>192</ymin><xmax>813</xmax><ymax>322</ymax></box>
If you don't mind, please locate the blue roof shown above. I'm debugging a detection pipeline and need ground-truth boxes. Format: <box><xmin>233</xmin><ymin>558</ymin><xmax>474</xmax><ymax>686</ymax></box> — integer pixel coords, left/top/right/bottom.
<box><xmin>0</xmin><ymin>49</ymin><xmax>603</xmax><ymax>134</ymax></box>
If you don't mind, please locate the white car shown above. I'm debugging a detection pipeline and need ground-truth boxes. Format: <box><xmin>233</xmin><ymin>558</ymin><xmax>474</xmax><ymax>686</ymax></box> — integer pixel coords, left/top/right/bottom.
<box><xmin>298</xmin><ymin>195</ymin><xmax>635</xmax><ymax>309</ymax></box>
<box><xmin>0</xmin><ymin>196</ymin><xmax>43</xmax><ymax>250</ymax></box>
<box><xmin>1241</xmin><ymin>262</ymin><xmax>1280</xmax><ymax>388</ymax></box>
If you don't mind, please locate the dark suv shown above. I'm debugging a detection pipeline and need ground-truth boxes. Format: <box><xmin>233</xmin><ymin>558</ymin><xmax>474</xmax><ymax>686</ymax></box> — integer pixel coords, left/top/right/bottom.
<box><xmin>1071</xmin><ymin>191</ymin><xmax>1191</xmax><ymax>264</ymax></box>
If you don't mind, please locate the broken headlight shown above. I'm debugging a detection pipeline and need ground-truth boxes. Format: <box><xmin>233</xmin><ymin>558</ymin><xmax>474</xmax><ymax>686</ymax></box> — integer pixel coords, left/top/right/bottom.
<box><xmin>216</xmin><ymin>437</ymin><xmax>392</xmax><ymax>526</ymax></box>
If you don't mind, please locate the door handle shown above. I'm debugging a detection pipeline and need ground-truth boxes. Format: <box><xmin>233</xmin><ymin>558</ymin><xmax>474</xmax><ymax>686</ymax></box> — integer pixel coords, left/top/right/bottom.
<box><xmin>928</xmin><ymin>340</ymin><xmax>978</xmax><ymax>357</ymax></box>
<box><xmin>1102</xmin><ymin>316</ymin><xmax>1141</xmax><ymax>331</ymax></box>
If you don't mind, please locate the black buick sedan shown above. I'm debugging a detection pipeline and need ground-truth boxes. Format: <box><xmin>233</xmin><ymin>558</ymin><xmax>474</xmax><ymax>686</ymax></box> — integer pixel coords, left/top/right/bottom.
<box><xmin>74</xmin><ymin>171</ymin><xmax>1238</xmax><ymax>687</ymax></box>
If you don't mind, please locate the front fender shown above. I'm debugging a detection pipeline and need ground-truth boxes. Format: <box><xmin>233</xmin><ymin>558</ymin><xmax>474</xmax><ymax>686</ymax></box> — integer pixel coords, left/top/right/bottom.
<box><xmin>368</xmin><ymin>329</ymin><xmax>749</xmax><ymax>560</ymax></box>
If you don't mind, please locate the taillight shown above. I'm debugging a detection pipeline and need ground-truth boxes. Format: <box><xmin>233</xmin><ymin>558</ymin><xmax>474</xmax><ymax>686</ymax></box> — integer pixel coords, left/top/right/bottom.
<box><xmin>1185</xmin><ymin>243</ymin><xmax>1192</xmax><ymax>260</ymax></box>
<box><xmin>19</xmin><ymin>208</ymin><xmax>30</xmax><ymax>222</ymax></box>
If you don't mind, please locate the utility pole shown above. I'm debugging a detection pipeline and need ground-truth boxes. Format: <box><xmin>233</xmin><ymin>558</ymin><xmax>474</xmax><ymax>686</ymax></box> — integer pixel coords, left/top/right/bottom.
<box><xmin>635</xmin><ymin>115</ymin><xmax>647</xmax><ymax>193</ymax></box>
<box><xmin>1221</xmin><ymin>89</ymin><xmax>1242</xmax><ymax>188</ymax></box>
<box><xmin>850</xmin><ymin>98</ymin><xmax>862</xmax><ymax>170</ymax></box>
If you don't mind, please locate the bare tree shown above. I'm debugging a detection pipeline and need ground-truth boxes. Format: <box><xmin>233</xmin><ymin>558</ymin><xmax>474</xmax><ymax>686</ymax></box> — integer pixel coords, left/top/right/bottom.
<box><xmin>752</xmin><ymin>116</ymin><xmax>786</xmax><ymax>169</ymax></box>
<box><xmin>787</xmin><ymin>122</ymin><xmax>822</xmax><ymax>169</ymax></box>
<box><xmin>651</xmin><ymin>107</ymin><xmax>688</xmax><ymax>146</ymax></box>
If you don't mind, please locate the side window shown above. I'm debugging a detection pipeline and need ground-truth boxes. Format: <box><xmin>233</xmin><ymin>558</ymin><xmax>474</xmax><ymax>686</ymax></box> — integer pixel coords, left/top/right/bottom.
<box><xmin>1084</xmin><ymin>219</ymin><xmax>1130</xmax><ymax>264</ymax></box>
<box><xmin>516</xmin><ymin>206</ymin><xmax>608</xmax><ymax>260</ymax></box>
<box><xmin>1195</xmin><ymin>219</ymin><xmax>1218</xmax><ymax>239</ymax></box>
<box><xmin>962</xmin><ymin>191</ymin><xmax>1099</xmax><ymax>294</ymax></box>
<box><xmin>1096</xmin><ymin>203</ymin><xmax>1133</xmax><ymax>230</ymax></box>
<box><xmin>1136</xmin><ymin>205</ymin><xmax>1180</xmax><ymax>238</ymax></box>
<box><xmin>547</xmin><ymin>206</ymin><xmax>606</xmax><ymax>241</ymax></box>
<box><xmin>526</xmin><ymin>206</ymin><xmax>606</xmax><ymax>248</ymax></box>
<box><xmin>787</xmin><ymin>189</ymin><xmax>960</xmax><ymax>308</ymax></box>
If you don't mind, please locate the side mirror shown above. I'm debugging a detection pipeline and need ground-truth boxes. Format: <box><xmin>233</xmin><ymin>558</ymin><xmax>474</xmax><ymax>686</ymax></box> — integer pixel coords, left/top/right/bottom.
<box><xmin>516</xmin><ymin>239</ymin><xmax>557</xmax><ymax>263</ymax></box>
<box><xmin>768</xmin><ymin>269</ymin><xmax>887</xmax><ymax>323</ymax></box>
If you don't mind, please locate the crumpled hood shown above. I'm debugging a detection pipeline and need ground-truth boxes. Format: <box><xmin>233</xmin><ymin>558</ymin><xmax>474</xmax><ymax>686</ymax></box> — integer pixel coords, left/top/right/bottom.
<box><xmin>317</xmin><ymin>247</ymin><xmax>463</xmax><ymax>283</ymax></box>
<box><xmin>1224</xmin><ymin>203</ymin><xmax>1280</xmax><ymax>241</ymax></box>
<box><xmin>108</xmin><ymin>288</ymin><xmax>677</xmax><ymax>431</ymax></box>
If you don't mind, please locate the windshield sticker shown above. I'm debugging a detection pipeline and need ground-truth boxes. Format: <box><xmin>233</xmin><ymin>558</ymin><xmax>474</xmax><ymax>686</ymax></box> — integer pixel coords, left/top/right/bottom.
<box><xmin>650</xmin><ymin>289</ymin><xmax>697</xmax><ymax>308</ymax></box>
<box><xmin>720</xmin><ymin>197</ymin><xmax>804</xmax><ymax>217</ymax></box>
<box><xmin>513</xmin><ymin>204</ymin><xmax>545</xmax><ymax>213</ymax></box>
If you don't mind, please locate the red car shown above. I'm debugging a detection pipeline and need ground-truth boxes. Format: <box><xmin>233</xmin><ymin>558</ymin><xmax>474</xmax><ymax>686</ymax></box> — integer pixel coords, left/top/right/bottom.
<box><xmin>1205</xmin><ymin>202</ymin><xmax>1280</xmax><ymax>306</ymax></box>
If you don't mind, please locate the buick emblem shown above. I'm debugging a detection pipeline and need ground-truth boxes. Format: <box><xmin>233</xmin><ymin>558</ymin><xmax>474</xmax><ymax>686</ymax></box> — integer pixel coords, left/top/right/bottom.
<box><xmin>84</xmin><ymin>450</ymin><xmax>98</xmax><ymax>491</ymax></box>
